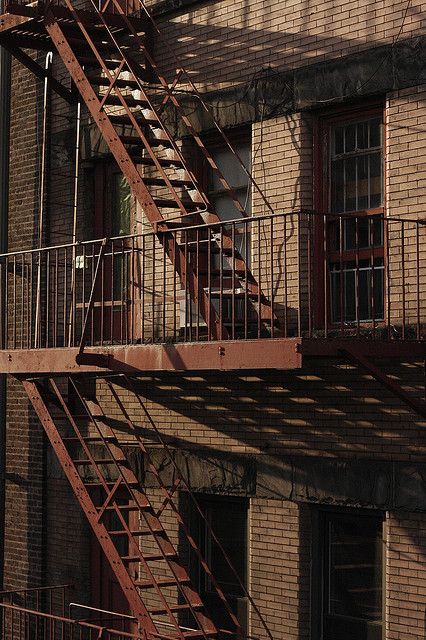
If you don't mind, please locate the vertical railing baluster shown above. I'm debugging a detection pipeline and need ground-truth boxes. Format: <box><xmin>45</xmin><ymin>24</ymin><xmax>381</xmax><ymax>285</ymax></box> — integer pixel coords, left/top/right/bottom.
<box><xmin>172</xmin><ymin>233</ymin><xmax>177</xmax><ymax>342</ymax></box>
<box><xmin>195</xmin><ymin>228</ymin><xmax>200</xmax><ymax>342</ymax></box>
<box><xmin>257</xmin><ymin>218</ymin><xmax>261</xmax><ymax>339</ymax></box>
<box><xmin>54</xmin><ymin>249</ymin><xmax>58</xmax><ymax>348</ymax></box>
<box><xmin>101</xmin><ymin>244</ymin><xmax>105</xmax><ymax>346</ymax></box>
<box><xmin>20</xmin><ymin>254</ymin><xmax>24</xmax><ymax>349</ymax></box>
<box><xmin>417</xmin><ymin>221</ymin><xmax>421</xmax><ymax>339</ymax></box>
<box><xmin>111</xmin><ymin>240</ymin><xmax>115</xmax><ymax>345</ymax></box>
<box><xmin>152</xmin><ymin>234</ymin><xmax>156</xmax><ymax>343</ymax></box>
<box><xmin>90</xmin><ymin>243</ymin><xmax>95</xmax><ymax>346</ymax></box>
<box><xmin>284</xmin><ymin>215</ymin><xmax>288</xmax><ymax>337</ymax></box>
<box><xmin>354</xmin><ymin>216</ymin><xmax>359</xmax><ymax>337</ymax></box>
<box><xmin>386</xmin><ymin>218</ymin><xmax>391</xmax><ymax>339</ymax></box>
<box><xmin>162</xmin><ymin>237</ymin><xmax>166</xmax><ymax>343</ymax></box>
<box><xmin>212</xmin><ymin>227</ymin><xmax>216</xmax><ymax>340</ymax></box>
<box><xmin>13</xmin><ymin>255</ymin><xmax>16</xmax><ymax>349</ymax></box>
<box><xmin>339</xmin><ymin>216</ymin><xmax>344</xmax><ymax>336</ymax></box>
<box><xmin>131</xmin><ymin>236</ymin><xmax>135</xmax><ymax>344</ymax></box>
<box><xmin>141</xmin><ymin>235</ymin><xmax>145</xmax><ymax>343</ymax></box>
<box><xmin>307</xmin><ymin>213</ymin><xmax>311</xmax><ymax>338</ymax></box>
<box><xmin>231</xmin><ymin>223</ymin><xmax>236</xmax><ymax>340</ymax></box>
<box><xmin>46</xmin><ymin>251</ymin><xmax>50</xmax><ymax>348</ymax></box>
<box><xmin>370</xmin><ymin>215</ymin><xmax>376</xmax><ymax>338</ymax></box>
<box><xmin>244</xmin><ymin>221</ymin><xmax>248</xmax><ymax>340</ymax></box>
<box><xmin>63</xmin><ymin>247</ymin><xmax>68</xmax><ymax>348</ymax></box>
<box><xmin>401</xmin><ymin>221</ymin><xmax>406</xmax><ymax>338</ymax></box>
<box><xmin>324</xmin><ymin>214</ymin><xmax>329</xmax><ymax>338</ymax></box>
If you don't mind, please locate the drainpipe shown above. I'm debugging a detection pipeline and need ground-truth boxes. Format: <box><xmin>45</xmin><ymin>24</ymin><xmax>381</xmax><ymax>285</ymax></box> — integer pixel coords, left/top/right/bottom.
<box><xmin>0</xmin><ymin>0</ymin><xmax>10</xmax><ymax>590</ymax></box>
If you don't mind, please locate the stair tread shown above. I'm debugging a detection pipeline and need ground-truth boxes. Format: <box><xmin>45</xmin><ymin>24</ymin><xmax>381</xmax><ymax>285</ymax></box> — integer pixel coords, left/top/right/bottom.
<box><xmin>110</xmin><ymin>113</ymin><xmax>159</xmax><ymax>126</ymax></box>
<box><xmin>135</xmin><ymin>577</ymin><xmax>191</xmax><ymax>588</ymax></box>
<box><xmin>87</xmin><ymin>75</ymin><xmax>141</xmax><ymax>90</ymax></box>
<box><xmin>149</xmin><ymin>604</ymin><xmax>201</xmax><ymax>615</ymax></box>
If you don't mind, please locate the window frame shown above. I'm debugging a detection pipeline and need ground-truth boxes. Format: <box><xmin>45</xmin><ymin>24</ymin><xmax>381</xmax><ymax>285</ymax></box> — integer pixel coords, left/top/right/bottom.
<box><xmin>189</xmin><ymin>493</ymin><xmax>250</xmax><ymax>635</ymax></box>
<box><xmin>313</xmin><ymin>102</ymin><xmax>387</xmax><ymax>329</ymax></box>
<box><xmin>311</xmin><ymin>506</ymin><xmax>385</xmax><ymax>640</ymax></box>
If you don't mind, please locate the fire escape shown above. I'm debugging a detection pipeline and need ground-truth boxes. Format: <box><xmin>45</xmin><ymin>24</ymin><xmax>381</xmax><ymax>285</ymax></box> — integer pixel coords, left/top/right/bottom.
<box><xmin>0</xmin><ymin>0</ymin><xmax>425</xmax><ymax>637</ymax></box>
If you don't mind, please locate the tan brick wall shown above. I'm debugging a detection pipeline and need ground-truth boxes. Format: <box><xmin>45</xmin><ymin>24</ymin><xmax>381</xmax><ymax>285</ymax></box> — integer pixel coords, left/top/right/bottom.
<box><xmin>250</xmin><ymin>499</ymin><xmax>311</xmax><ymax>640</ymax></box>
<box><xmin>386</xmin><ymin>512</ymin><xmax>426</xmax><ymax>640</ymax></box>
<box><xmin>150</xmin><ymin>0</ymin><xmax>426</xmax><ymax>91</ymax></box>
<box><xmin>4</xmin><ymin>57</ymin><xmax>45</xmax><ymax>591</ymax></box>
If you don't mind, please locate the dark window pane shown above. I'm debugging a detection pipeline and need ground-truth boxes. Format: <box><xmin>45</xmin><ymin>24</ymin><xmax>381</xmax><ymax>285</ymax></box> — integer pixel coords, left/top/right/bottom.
<box><xmin>357</xmin><ymin>121</ymin><xmax>369</xmax><ymax>149</ymax></box>
<box><xmin>345</xmin><ymin>123</ymin><xmax>356</xmax><ymax>152</ymax></box>
<box><xmin>344</xmin><ymin>269</ymin><xmax>356</xmax><ymax>321</ymax></box>
<box><xmin>203</xmin><ymin>499</ymin><xmax>247</xmax><ymax>597</ymax></box>
<box><xmin>344</xmin><ymin>218</ymin><xmax>356</xmax><ymax>250</ymax></box>
<box><xmin>327</xmin><ymin>515</ymin><xmax>382</xmax><ymax>622</ymax></box>
<box><xmin>334</xmin><ymin>126</ymin><xmax>344</xmax><ymax>155</ymax></box>
<box><xmin>331</xmin><ymin>160</ymin><xmax>345</xmax><ymax>213</ymax></box>
<box><xmin>330</xmin><ymin>117</ymin><xmax>383</xmax><ymax>214</ymax></box>
<box><xmin>357</xmin><ymin>155</ymin><xmax>369</xmax><ymax>210</ymax></box>
<box><xmin>111</xmin><ymin>174</ymin><xmax>131</xmax><ymax>237</ymax></box>
<box><xmin>369</xmin><ymin>152</ymin><xmax>382</xmax><ymax>208</ymax></box>
<box><xmin>369</xmin><ymin>118</ymin><xmax>382</xmax><ymax>148</ymax></box>
<box><xmin>345</xmin><ymin>157</ymin><xmax>357</xmax><ymax>212</ymax></box>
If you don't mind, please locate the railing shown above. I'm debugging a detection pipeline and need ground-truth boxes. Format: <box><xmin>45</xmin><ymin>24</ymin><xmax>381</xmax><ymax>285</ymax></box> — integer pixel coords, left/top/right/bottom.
<box><xmin>0</xmin><ymin>211</ymin><xmax>424</xmax><ymax>350</ymax></box>
<box><xmin>0</xmin><ymin>601</ymin><xmax>146</xmax><ymax>640</ymax></box>
<box><xmin>0</xmin><ymin>601</ymin><xmax>261</xmax><ymax>640</ymax></box>
<box><xmin>4</xmin><ymin>0</ymin><xmax>142</xmax><ymax>16</ymax></box>
<box><xmin>0</xmin><ymin>584</ymin><xmax>71</xmax><ymax>617</ymax></box>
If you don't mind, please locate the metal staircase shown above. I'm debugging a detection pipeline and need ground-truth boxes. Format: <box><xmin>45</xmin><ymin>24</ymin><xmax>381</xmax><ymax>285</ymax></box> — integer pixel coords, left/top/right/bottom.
<box><xmin>22</xmin><ymin>375</ymin><xmax>244</xmax><ymax>638</ymax></box>
<box><xmin>0</xmin><ymin>0</ymin><xmax>277</xmax><ymax>340</ymax></box>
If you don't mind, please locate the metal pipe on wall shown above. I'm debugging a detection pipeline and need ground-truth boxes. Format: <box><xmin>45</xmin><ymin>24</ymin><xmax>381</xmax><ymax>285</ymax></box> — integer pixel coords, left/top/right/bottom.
<box><xmin>0</xmin><ymin>0</ymin><xmax>11</xmax><ymax>590</ymax></box>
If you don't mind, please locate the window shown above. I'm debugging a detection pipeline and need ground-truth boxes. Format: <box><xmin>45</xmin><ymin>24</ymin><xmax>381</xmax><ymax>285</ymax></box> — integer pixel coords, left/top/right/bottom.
<box><xmin>314</xmin><ymin>510</ymin><xmax>383</xmax><ymax>640</ymax></box>
<box><xmin>180</xmin><ymin>132</ymin><xmax>252</xmax><ymax>332</ymax></box>
<box><xmin>191</xmin><ymin>495</ymin><xmax>248</xmax><ymax>633</ymax></box>
<box><xmin>318</xmin><ymin>110</ymin><xmax>385</xmax><ymax>326</ymax></box>
<box><xmin>207</xmin><ymin>139</ymin><xmax>251</xmax><ymax>264</ymax></box>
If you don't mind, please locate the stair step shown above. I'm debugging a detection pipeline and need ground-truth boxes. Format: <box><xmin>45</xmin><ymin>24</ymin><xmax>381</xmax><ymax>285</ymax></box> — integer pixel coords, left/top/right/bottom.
<box><xmin>74</xmin><ymin>458</ymin><xmax>116</xmax><ymax>465</ymax></box>
<box><xmin>100</xmin><ymin>93</ymin><xmax>149</xmax><ymax>108</ymax></box>
<box><xmin>119</xmin><ymin>134</ymin><xmax>172</xmax><ymax>149</ymax></box>
<box><xmin>76</xmin><ymin>54</ymin><xmax>124</xmax><ymax>69</ymax></box>
<box><xmin>198</xmin><ymin>269</ymin><xmax>246</xmax><ymax>277</ymax></box>
<box><xmin>144</xmin><ymin>552</ymin><xmax>177</xmax><ymax>561</ymax></box>
<box><xmin>135</xmin><ymin>578</ymin><xmax>190</xmax><ymax>589</ymax></box>
<box><xmin>66</xmin><ymin>35</ymin><xmax>114</xmax><ymax>52</ymax></box>
<box><xmin>182</xmin><ymin>631</ymin><xmax>217</xmax><ymax>639</ymax></box>
<box><xmin>87</xmin><ymin>75</ymin><xmax>141</xmax><ymax>90</ymax></box>
<box><xmin>154</xmin><ymin>199</ymin><xmax>201</xmax><ymax>211</ymax></box>
<box><xmin>110</xmin><ymin>113</ymin><xmax>159</xmax><ymax>126</ymax></box>
<box><xmin>149</xmin><ymin>604</ymin><xmax>199</xmax><ymax>615</ymax></box>
<box><xmin>130</xmin><ymin>154</ymin><xmax>184</xmax><ymax>168</ymax></box>
<box><xmin>186</xmin><ymin>244</ymin><xmax>234</xmax><ymax>256</ymax></box>
<box><xmin>102</xmin><ymin>504</ymin><xmax>141</xmax><ymax>512</ymax></box>
<box><xmin>109</xmin><ymin>529</ymin><xmax>154</xmax><ymax>537</ymax></box>
<box><xmin>143</xmin><ymin>176</ymin><xmax>195</xmax><ymax>188</ymax></box>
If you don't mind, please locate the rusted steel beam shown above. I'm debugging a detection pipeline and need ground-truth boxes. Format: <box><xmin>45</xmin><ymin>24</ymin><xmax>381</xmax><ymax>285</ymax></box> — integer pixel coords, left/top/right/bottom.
<box><xmin>0</xmin><ymin>42</ymin><xmax>74</xmax><ymax>102</ymax></box>
<box><xmin>340</xmin><ymin>347</ymin><xmax>426</xmax><ymax>420</ymax></box>
<box><xmin>300</xmin><ymin>338</ymin><xmax>426</xmax><ymax>360</ymax></box>
<box><xmin>0</xmin><ymin>11</ymin><xmax>32</xmax><ymax>32</ymax></box>
<box><xmin>0</xmin><ymin>338</ymin><xmax>302</xmax><ymax>374</ymax></box>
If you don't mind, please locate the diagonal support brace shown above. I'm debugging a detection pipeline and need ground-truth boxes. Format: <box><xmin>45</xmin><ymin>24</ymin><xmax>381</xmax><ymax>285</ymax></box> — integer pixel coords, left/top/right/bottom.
<box><xmin>340</xmin><ymin>347</ymin><xmax>426</xmax><ymax>420</ymax></box>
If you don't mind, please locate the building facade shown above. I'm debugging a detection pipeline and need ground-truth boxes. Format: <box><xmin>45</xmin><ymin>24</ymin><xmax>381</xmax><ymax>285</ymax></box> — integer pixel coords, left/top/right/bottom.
<box><xmin>0</xmin><ymin>0</ymin><xmax>425</xmax><ymax>639</ymax></box>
